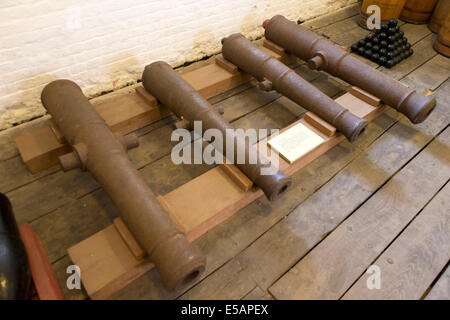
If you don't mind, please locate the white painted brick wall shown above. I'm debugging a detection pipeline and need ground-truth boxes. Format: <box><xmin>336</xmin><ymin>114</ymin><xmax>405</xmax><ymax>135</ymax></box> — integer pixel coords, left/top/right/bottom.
<box><xmin>0</xmin><ymin>0</ymin><xmax>357</xmax><ymax>130</ymax></box>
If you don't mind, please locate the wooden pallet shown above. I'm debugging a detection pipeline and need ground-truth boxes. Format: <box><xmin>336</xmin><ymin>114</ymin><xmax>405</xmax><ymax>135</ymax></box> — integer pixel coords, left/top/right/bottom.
<box><xmin>68</xmin><ymin>87</ymin><xmax>385</xmax><ymax>299</ymax></box>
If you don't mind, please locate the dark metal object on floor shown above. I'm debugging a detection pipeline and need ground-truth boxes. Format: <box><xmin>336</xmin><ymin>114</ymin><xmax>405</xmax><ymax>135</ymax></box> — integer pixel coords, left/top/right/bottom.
<box><xmin>41</xmin><ymin>80</ymin><xmax>206</xmax><ymax>292</ymax></box>
<box><xmin>220</xmin><ymin>33</ymin><xmax>368</xmax><ymax>142</ymax></box>
<box><xmin>142</xmin><ymin>61</ymin><xmax>292</xmax><ymax>201</ymax></box>
<box><xmin>0</xmin><ymin>193</ymin><xmax>31</xmax><ymax>300</ymax></box>
<box><xmin>263</xmin><ymin>15</ymin><xmax>436</xmax><ymax>124</ymax></box>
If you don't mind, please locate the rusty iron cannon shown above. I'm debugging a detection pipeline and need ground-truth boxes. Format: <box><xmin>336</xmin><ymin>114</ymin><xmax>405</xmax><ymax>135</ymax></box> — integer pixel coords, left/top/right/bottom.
<box><xmin>142</xmin><ymin>61</ymin><xmax>292</xmax><ymax>201</ymax></box>
<box><xmin>220</xmin><ymin>33</ymin><xmax>368</xmax><ymax>142</ymax></box>
<box><xmin>41</xmin><ymin>80</ymin><xmax>206</xmax><ymax>292</ymax></box>
<box><xmin>263</xmin><ymin>15</ymin><xmax>436</xmax><ymax>124</ymax></box>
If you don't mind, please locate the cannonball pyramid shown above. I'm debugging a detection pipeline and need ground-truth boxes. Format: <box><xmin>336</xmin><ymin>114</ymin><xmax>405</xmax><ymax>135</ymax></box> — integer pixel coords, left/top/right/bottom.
<box><xmin>351</xmin><ymin>19</ymin><xmax>413</xmax><ymax>69</ymax></box>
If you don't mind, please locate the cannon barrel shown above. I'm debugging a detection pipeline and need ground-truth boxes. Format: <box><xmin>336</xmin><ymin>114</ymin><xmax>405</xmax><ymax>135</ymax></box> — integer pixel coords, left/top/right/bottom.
<box><xmin>142</xmin><ymin>61</ymin><xmax>292</xmax><ymax>201</ymax></box>
<box><xmin>221</xmin><ymin>33</ymin><xmax>368</xmax><ymax>142</ymax></box>
<box><xmin>0</xmin><ymin>193</ymin><xmax>31</xmax><ymax>299</ymax></box>
<box><xmin>41</xmin><ymin>80</ymin><xmax>205</xmax><ymax>292</ymax></box>
<box><xmin>263</xmin><ymin>15</ymin><xmax>436</xmax><ymax>124</ymax></box>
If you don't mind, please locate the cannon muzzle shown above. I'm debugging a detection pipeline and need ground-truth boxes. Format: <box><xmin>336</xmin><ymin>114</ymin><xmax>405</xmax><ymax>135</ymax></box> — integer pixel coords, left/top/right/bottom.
<box><xmin>263</xmin><ymin>15</ymin><xmax>436</xmax><ymax>124</ymax></box>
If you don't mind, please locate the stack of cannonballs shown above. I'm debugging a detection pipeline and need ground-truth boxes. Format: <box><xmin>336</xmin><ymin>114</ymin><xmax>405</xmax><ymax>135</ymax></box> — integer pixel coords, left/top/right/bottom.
<box><xmin>351</xmin><ymin>19</ymin><xmax>413</xmax><ymax>68</ymax></box>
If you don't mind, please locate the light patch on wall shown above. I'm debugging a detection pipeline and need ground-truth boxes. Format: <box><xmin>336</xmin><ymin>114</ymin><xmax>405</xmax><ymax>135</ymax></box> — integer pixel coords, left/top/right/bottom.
<box><xmin>189</xmin><ymin>29</ymin><xmax>218</xmax><ymax>62</ymax></box>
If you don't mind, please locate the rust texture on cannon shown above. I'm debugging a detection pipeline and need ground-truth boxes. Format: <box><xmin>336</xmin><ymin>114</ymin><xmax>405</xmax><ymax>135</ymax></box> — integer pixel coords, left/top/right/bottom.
<box><xmin>220</xmin><ymin>33</ymin><xmax>368</xmax><ymax>142</ymax></box>
<box><xmin>263</xmin><ymin>15</ymin><xmax>436</xmax><ymax>124</ymax></box>
<box><xmin>142</xmin><ymin>61</ymin><xmax>292</xmax><ymax>201</ymax></box>
<box><xmin>41</xmin><ymin>80</ymin><xmax>206</xmax><ymax>292</ymax></box>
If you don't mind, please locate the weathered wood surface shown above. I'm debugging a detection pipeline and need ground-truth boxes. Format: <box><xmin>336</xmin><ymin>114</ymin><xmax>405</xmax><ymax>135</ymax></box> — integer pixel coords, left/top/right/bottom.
<box><xmin>269</xmin><ymin>127</ymin><xmax>450</xmax><ymax>299</ymax></box>
<box><xmin>0</xmin><ymin>4</ymin><xmax>448</xmax><ymax>300</ymax></box>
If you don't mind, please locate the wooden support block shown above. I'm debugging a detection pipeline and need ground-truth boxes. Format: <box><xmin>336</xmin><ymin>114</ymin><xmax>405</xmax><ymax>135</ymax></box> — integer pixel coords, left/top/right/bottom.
<box><xmin>349</xmin><ymin>86</ymin><xmax>381</xmax><ymax>107</ymax></box>
<box><xmin>220</xmin><ymin>163</ymin><xmax>253</xmax><ymax>192</ymax></box>
<box><xmin>113</xmin><ymin>218</ymin><xmax>145</xmax><ymax>261</ymax></box>
<box><xmin>14</xmin><ymin>124</ymin><xmax>71</xmax><ymax>173</ymax></box>
<box><xmin>303</xmin><ymin>112</ymin><xmax>337</xmax><ymax>137</ymax></box>
<box><xmin>263</xmin><ymin>39</ymin><xmax>286</xmax><ymax>56</ymax></box>
<box><xmin>215</xmin><ymin>56</ymin><xmax>239</xmax><ymax>74</ymax></box>
<box><xmin>68</xmin><ymin>90</ymin><xmax>388</xmax><ymax>300</ymax></box>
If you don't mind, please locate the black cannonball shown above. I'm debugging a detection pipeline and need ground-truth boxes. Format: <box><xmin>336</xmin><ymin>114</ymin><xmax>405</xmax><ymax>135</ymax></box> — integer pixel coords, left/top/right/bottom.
<box><xmin>351</xmin><ymin>44</ymin><xmax>359</xmax><ymax>52</ymax></box>
<box><xmin>402</xmin><ymin>38</ymin><xmax>408</xmax><ymax>45</ymax></box>
<box><xmin>379</xmin><ymin>32</ymin><xmax>387</xmax><ymax>40</ymax></box>
<box><xmin>387</xmin><ymin>44</ymin><xmax>396</xmax><ymax>51</ymax></box>
<box><xmin>372</xmin><ymin>45</ymin><xmax>380</xmax><ymax>52</ymax></box>
<box><xmin>385</xmin><ymin>59</ymin><xmax>395</xmax><ymax>68</ymax></box>
<box><xmin>381</xmin><ymin>23</ymin><xmax>389</xmax><ymax>31</ymax></box>
<box><xmin>378</xmin><ymin>56</ymin><xmax>387</xmax><ymax>65</ymax></box>
<box><xmin>365</xmin><ymin>42</ymin><xmax>373</xmax><ymax>49</ymax></box>
<box><xmin>408</xmin><ymin>48</ymin><xmax>414</xmax><ymax>56</ymax></box>
<box><xmin>399</xmin><ymin>30</ymin><xmax>404</xmax><ymax>37</ymax></box>
<box><xmin>358</xmin><ymin>39</ymin><xmax>366</xmax><ymax>47</ymax></box>
<box><xmin>357</xmin><ymin>47</ymin><xmax>365</xmax><ymax>55</ymax></box>
<box><xmin>380</xmin><ymin>40</ymin><xmax>388</xmax><ymax>47</ymax></box>
<box><xmin>372</xmin><ymin>37</ymin><xmax>380</xmax><ymax>44</ymax></box>
<box><xmin>405</xmin><ymin>43</ymin><xmax>411</xmax><ymax>50</ymax></box>
<box><xmin>379</xmin><ymin>48</ymin><xmax>387</xmax><ymax>56</ymax></box>
<box><xmin>386</xmin><ymin>51</ymin><xmax>395</xmax><ymax>59</ymax></box>
<box><xmin>387</xmin><ymin>35</ymin><xmax>396</xmax><ymax>42</ymax></box>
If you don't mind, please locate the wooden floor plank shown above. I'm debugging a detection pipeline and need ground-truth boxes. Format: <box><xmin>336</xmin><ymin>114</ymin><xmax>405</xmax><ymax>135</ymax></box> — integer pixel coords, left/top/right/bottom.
<box><xmin>401</xmin><ymin>55</ymin><xmax>450</xmax><ymax>93</ymax></box>
<box><xmin>342</xmin><ymin>182</ymin><xmax>450</xmax><ymax>300</ymax></box>
<box><xmin>425</xmin><ymin>265</ymin><xmax>450</xmax><ymax>300</ymax></box>
<box><xmin>269</xmin><ymin>128</ymin><xmax>450</xmax><ymax>299</ymax></box>
<box><xmin>181</xmin><ymin>80</ymin><xmax>449</xmax><ymax>300</ymax></box>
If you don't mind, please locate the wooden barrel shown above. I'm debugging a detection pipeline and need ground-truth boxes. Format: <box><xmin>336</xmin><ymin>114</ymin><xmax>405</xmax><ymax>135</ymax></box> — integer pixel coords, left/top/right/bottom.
<box><xmin>433</xmin><ymin>11</ymin><xmax>450</xmax><ymax>57</ymax></box>
<box><xmin>429</xmin><ymin>0</ymin><xmax>450</xmax><ymax>33</ymax></box>
<box><xmin>400</xmin><ymin>0</ymin><xmax>439</xmax><ymax>23</ymax></box>
<box><xmin>359</xmin><ymin>0</ymin><xmax>407</xmax><ymax>29</ymax></box>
